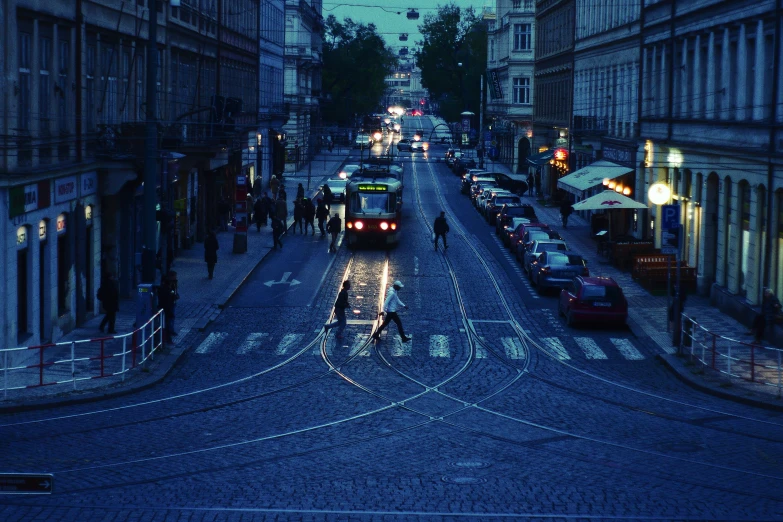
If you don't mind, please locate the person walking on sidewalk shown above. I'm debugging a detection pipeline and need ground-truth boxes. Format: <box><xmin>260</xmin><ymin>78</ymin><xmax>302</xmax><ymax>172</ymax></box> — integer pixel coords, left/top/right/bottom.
<box><xmin>526</xmin><ymin>173</ymin><xmax>534</xmax><ymax>197</ymax></box>
<box><xmin>253</xmin><ymin>197</ymin><xmax>264</xmax><ymax>231</ymax></box>
<box><xmin>372</xmin><ymin>281</ymin><xmax>411</xmax><ymax>343</ymax></box>
<box><xmin>278</xmin><ymin>185</ymin><xmax>287</xmax><ymax>203</ymax></box>
<box><xmin>272</xmin><ymin>215</ymin><xmax>285</xmax><ymax>249</ymax></box>
<box><xmin>560</xmin><ymin>198</ymin><xmax>574</xmax><ymax>229</ymax></box>
<box><xmin>752</xmin><ymin>288</ymin><xmax>781</xmax><ymax>343</ymax></box>
<box><xmin>204</xmin><ymin>230</ymin><xmax>219</xmax><ymax>280</ymax></box>
<box><xmin>158</xmin><ymin>271</ymin><xmax>179</xmax><ymax>341</ymax></box>
<box><xmin>316</xmin><ymin>198</ymin><xmax>329</xmax><ymax>236</ymax></box>
<box><xmin>270</xmin><ymin>175</ymin><xmax>280</xmax><ymax>200</ymax></box>
<box><xmin>98</xmin><ymin>273</ymin><xmax>120</xmax><ymax>334</ymax></box>
<box><xmin>296</xmin><ymin>183</ymin><xmax>305</xmax><ymax>200</ymax></box>
<box><xmin>327</xmin><ymin>212</ymin><xmax>341</xmax><ymax>252</ymax></box>
<box><xmin>303</xmin><ymin>197</ymin><xmax>316</xmax><ymax>235</ymax></box>
<box><xmin>433</xmin><ymin>211</ymin><xmax>450</xmax><ymax>251</ymax></box>
<box><xmin>322</xmin><ymin>183</ymin><xmax>333</xmax><ymax>211</ymax></box>
<box><xmin>324</xmin><ymin>280</ymin><xmax>351</xmax><ymax>339</ymax></box>
<box><xmin>275</xmin><ymin>196</ymin><xmax>288</xmax><ymax>234</ymax></box>
<box><xmin>292</xmin><ymin>198</ymin><xmax>304</xmax><ymax>234</ymax></box>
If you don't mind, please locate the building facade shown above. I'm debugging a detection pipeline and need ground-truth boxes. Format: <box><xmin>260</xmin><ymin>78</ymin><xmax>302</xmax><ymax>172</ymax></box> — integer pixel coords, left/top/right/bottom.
<box><xmin>485</xmin><ymin>0</ymin><xmax>536</xmax><ymax>173</ymax></box>
<box><xmin>258</xmin><ymin>0</ymin><xmax>288</xmax><ymax>186</ymax></box>
<box><xmin>639</xmin><ymin>0</ymin><xmax>783</xmax><ymax>315</ymax></box>
<box><xmin>0</xmin><ymin>0</ymin><xmax>263</xmax><ymax>350</ymax></box>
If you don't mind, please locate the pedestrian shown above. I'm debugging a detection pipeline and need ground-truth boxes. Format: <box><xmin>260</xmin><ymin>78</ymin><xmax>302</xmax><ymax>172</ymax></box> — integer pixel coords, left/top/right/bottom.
<box><xmin>327</xmin><ymin>212</ymin><xmax>341</xmax><ymax>252</ymax></box>
<box><xmin>275</xmin><ymin>197</ymin><xmax>288</xmax><ymax>233</ymax></box>
<box><xmin>328</xmin><ymin>140</ymin><xmax>334</xmax><ymax>153</ymax></box>
<box><xmin>158</xmin><ymin>271</ymin><xmax>179</xmax><ymax>341</ymax></box>
<box><xmin>303</xmin><ymin>197</ymin><xmax>316</xmax><ymax>235</ymax></box>
<box><xmin>560</xmin><ymin>198</ymin><xmax>574</xmax><ymax>228</ymax></box>
<box><xmin>526</xmin><ymin>173</ymin><xmax>534</xmax><ymax>196</ymax></box>
<box><xmin>270</xmin><ymin>175</ymin><xmax>280</xmax><ymax>200</ymax></box>
<box><xmin>433</xmin><ymin>211</ymin><xmax>449</xmax><ymax>251</ymax></box>
<box><xmin>372</xmin><ymin>280</ymin><xmax>411</xmax><ymax>343</ymax></box>
<box><xmin>278</xmin><ymin>185</ymin><xmax>287</xmax><ymax>202</ymax></box>
<box><xmin>534</xmin><ymin>171</ymin><xmax>542</xmax><ymax>198</ymax></box>
<box><xmin>296</xmin><ymin>183</ymin><xmax>305</xmax><ymax>200</ymax></box>
<box><xmin>669</xmin><ymin>283</ymin><xmax>687</xmax><ymax>350</ymax></box>
<box><xmin>316</xmin><ymin>198</ymin><xmax>329</xmax><ymax>236</ymax></box>
<box><xmin>253</xmin><ymin>197</ymin><xmax>264</xmax><ymax>231</ymax></box>
<box><xmin>204</xmin><ymin>230</ymin><xmax>219</xmax><ymax>279</ymax></box>
<box><xmin>324</xmin><ymin>280</ymin><xmax>351</xmax><ymax>339</ymax></box>
<box><xmin>322</xmin><ymin>183</ymin><xmax>333</xmax><ymax>211</ymax></box>
<box><xmin>98</xmin><ymin>273</ymin><xmax>120</xmax><ymax>334</ymax></box>
<box><xmin>752</xmin><ymin>288</ymin><xmax>781</xmax><ymax>343</ymax></box>
<box><xmin>218</xmin><ymin>197</ymin><xmax>231</xmax><ymax>231</ymax></box>
<box><xmin>292</xmin><ymin>198</ymin><xmax>305</xmax><ymax>234</ymax></box>
<box><xmin>271</xmin><ymin>215</ymin><xmax>284</xmax><ymax>249</ymax></box>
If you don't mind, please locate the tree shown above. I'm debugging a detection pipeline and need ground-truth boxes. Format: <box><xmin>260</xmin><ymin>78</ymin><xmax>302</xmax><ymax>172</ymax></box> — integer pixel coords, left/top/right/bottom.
<box><xmin>321</xmin><ymin>16</ymin><xmax>398</xmax><ymax>126</ymax></box>
<box><xmin>415</xmin><ymin>4</ymin><xmax>486</xmax><ymax>123</ymax></box>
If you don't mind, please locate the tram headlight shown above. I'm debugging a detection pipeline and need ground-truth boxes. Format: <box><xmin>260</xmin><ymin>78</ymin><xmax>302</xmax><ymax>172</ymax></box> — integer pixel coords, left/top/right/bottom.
<box><xmin>354</xmin><ymin>221</ymin><xmax>364</xmax><ymax>230</ymax></box>
<box><xmin>380</xmin><ymin>222</ymin><xmax>389</xmax><ymax>230</ymax></box>
<box><xmin>390</xmin><ymin>222</ymin><xmax>397</xmax><ymax>230</ymax></box>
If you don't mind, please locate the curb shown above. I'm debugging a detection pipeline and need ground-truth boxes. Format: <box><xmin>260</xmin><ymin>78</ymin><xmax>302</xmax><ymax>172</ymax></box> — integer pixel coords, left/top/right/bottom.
<box><xmin>656</xmin><ymin>353</ymin><xmax>783</xmax><ymax>412</ymax></box>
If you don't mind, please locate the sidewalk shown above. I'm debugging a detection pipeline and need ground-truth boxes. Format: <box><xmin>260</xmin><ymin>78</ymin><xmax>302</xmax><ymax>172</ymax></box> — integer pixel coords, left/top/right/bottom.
<box><xmin>0</xmin><ymin>151</ymin><xmax>349</xmax><ymax>411</ymax></box>
<box><xmin>481</xmin><ymin>160</ymin><xmax>783</xmax><ymax>410</ymax></box>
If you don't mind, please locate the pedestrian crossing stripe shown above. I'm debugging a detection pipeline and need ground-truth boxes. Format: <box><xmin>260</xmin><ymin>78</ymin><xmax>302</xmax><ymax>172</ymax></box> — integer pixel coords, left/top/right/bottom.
<box><xmin>236</xmin><ymin>332</ymin><xmax>269</xmax><ymax>355</ymax></box>
<box><xmin>195</xmin><ymin>332</ymin><xmax>228</xmax><ymax>354</ymax></box>
<box><xmin>574</xmin><ymin>337</ymin><xmax>608</xmax><ymax>360</ymax></box>
<box><xmin>429</xmin><ymin>335</ymin><xmax>450</xmax><ymax>357</ymax></box>
<box><xmin>276</xmin><ymin>333</ymin><xmax>304</xmax><ymax>355</ymax></box>
<box><xmin>391</xmin><ymin>337</ymin><xmax>411</xmax><ymax>357</ymax></box>
<box><xmin>541</xmin><ymin>337</ymin><xmax>570</xmax><ymax>360</ymax></box>
<box><xmin>351</xmin><ymin>334</ymin><xmax>371</xmax><ymax>356</ymax></box>
<box><xmin>610</xmin><ymin>338</ymin><xmax>645</xmax><ymax>360</ymax></box>
<box><xmin>501</xmin><ymin>337</ymin><xmax>525</xmax><ymax>360</ymax></box>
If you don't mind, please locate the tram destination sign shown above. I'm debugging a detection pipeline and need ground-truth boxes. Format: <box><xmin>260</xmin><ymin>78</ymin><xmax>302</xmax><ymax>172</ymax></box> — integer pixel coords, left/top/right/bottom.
<box><xmin>357</xmin><ymin>184</ymin><xmax>387</xmax><ymax>192</ymax></box>
<box><xmin>0</xmin><ymin>473</ymin><xmax>54</xmax><ymax>494</ymax></box>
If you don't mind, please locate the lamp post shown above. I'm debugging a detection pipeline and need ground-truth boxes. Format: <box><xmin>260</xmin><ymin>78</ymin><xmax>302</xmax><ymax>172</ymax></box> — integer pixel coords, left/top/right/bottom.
<box><xmin>649</xmin><ymin>182</ymin><xmax>681</xmax><ymax>337</ymax></box>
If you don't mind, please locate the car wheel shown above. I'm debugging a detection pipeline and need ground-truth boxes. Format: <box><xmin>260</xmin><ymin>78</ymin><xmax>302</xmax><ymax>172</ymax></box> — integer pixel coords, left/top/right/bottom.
<box><xmin>566</xmin><ymin>310</ymin><xmax>576</xmax><ymax>327</ymax></box>
<box><xmin>557</xmin><ymin>301</ymin><xmax>564</xmax><ymax>317</ymax></box>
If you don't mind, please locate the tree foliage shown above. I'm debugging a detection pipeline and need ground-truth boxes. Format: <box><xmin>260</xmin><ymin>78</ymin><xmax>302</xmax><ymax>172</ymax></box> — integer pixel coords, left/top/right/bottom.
<box><xmin>321</xmin><ymin>16</ymin><xmax>398</xmax><ymax>125</ymax></box>
<box><xmin>415</xmin><ymin>4</ymin><xmax>486</xmax><ymax>123</ymax></box>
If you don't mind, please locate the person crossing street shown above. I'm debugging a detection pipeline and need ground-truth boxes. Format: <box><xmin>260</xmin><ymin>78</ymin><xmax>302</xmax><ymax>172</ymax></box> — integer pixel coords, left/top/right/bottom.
<box><xmin>324</xmin><ymin>280</ymin><xmax>351</xmax><ymax>339</ymax></box>
<box><xmin>372</xmin><ymin>281</ymin><xmax>411</xmax><ymax>343</ymax></box>
<box><xmin>327</xmin><ymin>212</ymin><xmax>341</xmax><ymax>252</ymax></box>
<box><xmin>433</xmin><ymin>211</ymin><xmax>449</xmax><ymax>251</ymax></box>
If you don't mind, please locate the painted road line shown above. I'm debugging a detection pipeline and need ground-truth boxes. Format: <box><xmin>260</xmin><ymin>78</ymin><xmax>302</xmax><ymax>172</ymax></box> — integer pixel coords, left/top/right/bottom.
<box><xmin>541</xmin><ymin>337</ymin><xmax>570</xmax><ymax>360</ymax></box>
<box><xmin>391</xmin><ymin>336</ymin><xmax>411</xmax><ymax>357</ymax></box>
<box><xmin>276</xmin><ymin>333</ymin><xmax>304</xmax><ymax>355</ymax></box>
<box><xmin>574</xmin><ymin>337</ymin><xmax>608</xmax><ymax>360</ymax></box>
<box><xmin>195</xmin><ymin>332</ymin><xmax>228</xmax><ymax>354</ymax></box>
<box><xmin>611</xmin><ymin>338</ymin><xmax>645</xmax><ymax>360</ymax></box>
<box><xmin>429</xmin><ymin>335</ymin><xmax>450</xmax><ymax>357</ymax></box>
<box><xmin>236</xmin><ymin>332</ymin><xmax>269</xmax><ymax>355</ymax></box>
<box><xmin>501</xmin><ymin>337</ymin><xmax>526</xmax><ymax>360</ymax></box>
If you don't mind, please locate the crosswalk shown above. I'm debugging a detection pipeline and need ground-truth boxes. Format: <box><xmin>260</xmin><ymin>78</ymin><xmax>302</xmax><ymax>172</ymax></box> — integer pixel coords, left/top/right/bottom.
<box><xmin>194</xmin><ymin>331</ymin><xmax>649</xmax><ymax>362</ymax></box>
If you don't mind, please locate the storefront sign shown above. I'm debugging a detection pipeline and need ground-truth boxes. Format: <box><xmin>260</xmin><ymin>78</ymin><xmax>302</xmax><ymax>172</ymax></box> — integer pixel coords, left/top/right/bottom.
<box><xmin>54</xmin><ymin>176</ymin><xmax>78</xmax><ymax>203</ymax></box>
<box><xmin>80</xmin><ymin>172</ymin><xmax>97</xmax><ymax>197</ymax></box>
<box><xmin>39</xmin><ymin>220</ymin><xmax>47</xmax><ymax>241</ymax></box>
<box><xmin>602</xmin><ymin>145</ymin><xmax>634</xmax><ymax>166</ymax></box>
<box><xmin>488</xmin><ymin>69</ymin><xmax>503</xmax><ymax>100</ymax></box>
<box><xmin>56</xmin><ymin>214</ymin><xmax>67</xmax><ymax>233</ymax></box>
<box><xmin>9</xmin><ymin>181</ymin><xmax>50</xmax><ymax>218</ymax></box>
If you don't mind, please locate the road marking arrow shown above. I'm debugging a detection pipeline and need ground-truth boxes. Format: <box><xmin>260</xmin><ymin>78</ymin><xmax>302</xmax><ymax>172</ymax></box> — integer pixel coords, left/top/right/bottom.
<box><xmin>264</xmin><ymin>272</ymin><xmax>301</xmax><ymax>287</ymax></box>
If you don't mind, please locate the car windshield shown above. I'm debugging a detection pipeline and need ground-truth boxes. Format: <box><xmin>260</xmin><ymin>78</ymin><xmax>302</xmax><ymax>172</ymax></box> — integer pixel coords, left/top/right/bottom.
<box><xmin>582</xmin><ymin>285</ymin><xmax>623</xmax><ymax>301</ymax></box>
<box><xmin>537</xmin><ymin>242</ymin><xmax>566</xmax><ymax>252</ymax></box>
<box><xmin>350</xmin><ymin>192</ymin><xmax>394</xmax><ymax>214</ymax></box>
<box><xmin>548</xmin><ymin>253</ymin><xmax>584</xmax><ymax>266</ymax></box>
<box><xmin>494</xmin><ymin>197</ymin><xmax>520</xmax><ymax>205</ymax></box>
<box><xmin>528</xmin><ymin>231</ymin><xmax>550</xmax><ymax>242</ymax></box>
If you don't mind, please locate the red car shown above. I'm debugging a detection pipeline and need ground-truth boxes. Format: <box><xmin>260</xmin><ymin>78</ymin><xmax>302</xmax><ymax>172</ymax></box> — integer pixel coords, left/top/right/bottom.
<box><xmin>558</xmin><ymin>276</ymin><xmax>628</xmax><ymax>327</ymax></box>
<box><xmin>508</xmin><ymin>222</ymin><xmax>549</xmax><ymax>253</ymax></box>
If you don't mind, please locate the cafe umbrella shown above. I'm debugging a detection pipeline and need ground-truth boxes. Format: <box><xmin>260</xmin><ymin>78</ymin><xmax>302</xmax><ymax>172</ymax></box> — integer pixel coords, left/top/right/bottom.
<box><xmin>571</xmin><ymin>190</ymin><xmax>647</xmax><ymax>239</ymax></box>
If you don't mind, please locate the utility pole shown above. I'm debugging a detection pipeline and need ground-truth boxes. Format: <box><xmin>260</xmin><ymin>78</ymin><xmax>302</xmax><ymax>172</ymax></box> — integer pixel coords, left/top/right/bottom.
<box><xmin>478</xmin><ymin>74</ymin><xmax>484</xmax><ymax>169</ymax></box>
<box><xmin>142</xmin><ymin>0</ymin><xmax>158</xmax><ymax>284</ymax></box>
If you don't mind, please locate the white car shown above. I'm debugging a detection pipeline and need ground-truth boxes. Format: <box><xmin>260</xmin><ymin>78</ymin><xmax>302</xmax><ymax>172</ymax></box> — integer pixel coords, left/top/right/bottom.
<box><xmin>354</xmin><ymin>134</ymin><xmax>373</xmax><ymax>148</ymax></box>
<box><xmin>338</xmin><ymin>164</ymin><xmax>361</xmax><ymax>179</ymax></box>
<box><xmin>523</xmin><ymin>239</ymin><xmax>569</xmax><ymax>275</ymax></box>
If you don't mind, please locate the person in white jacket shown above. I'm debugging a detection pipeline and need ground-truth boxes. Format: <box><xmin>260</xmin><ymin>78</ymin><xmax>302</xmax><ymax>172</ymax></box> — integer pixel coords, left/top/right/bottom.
<box><xmin>372</xmin><ymin>280</ymin><xmax>411</xmax><ymax>343</ymax></box>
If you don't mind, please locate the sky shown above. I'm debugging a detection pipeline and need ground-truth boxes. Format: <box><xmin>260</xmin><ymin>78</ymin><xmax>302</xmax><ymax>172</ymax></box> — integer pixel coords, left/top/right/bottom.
<box><xmin>324</xmin><ymin>0</ymin><xmax>491</xmax><ymax>50</ymax></box>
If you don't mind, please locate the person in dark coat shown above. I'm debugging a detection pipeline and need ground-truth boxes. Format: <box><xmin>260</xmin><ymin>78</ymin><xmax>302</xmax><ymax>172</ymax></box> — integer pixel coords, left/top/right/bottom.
<box><xmin>98</xmin><ymin>273</ymin><xmax>120</xmax><ymax>334</ymax></box>
<box><xmin>433</xmin><ymin>211</ymin><xmax>450</xmax><ymax>250</ymax></box>
<box><xmin>534</xmin><ymin>171</ymin><xmax>542</xmax><ymax>197</ymax></box>
<box><xmin>296</xmin><ymin>183</ymin><xmax>305</xmax><ymax>200</ymax></box>
<box><xmin>204</xmin><ymin>230</ymin><xmax>219</xmax><ymax>279</ymax></box>
<box><xmin>253</xmin><ymin>198</ymin><xmax>264</xmax><ymax>231</ymax></box>
<box><xmin>327</xmin><ymin>212</ymin><xmax>341</xmax><ymax>253</ymax></box>
<box><xmin>270</xmin><ymin>175</ymin><xmax>280</xmax><ymax>200</ymax></box>
<box><xmin>303</xmin><ymin>197</ymin><xmax>316</xmax><ymax>235</ymax></box>
<box><xmin>271</xmin><ymin>216</ymin><xmax>284</xmax><ymax>249</ymax></box>
<box><xmin>322</xmin><ymin>184</ymin><xmax>333</xmax><ymax>211</ymax></box>
<box><xmin>324</xmin><ymin>280</ymin><xmax>351</xmax><ymax>339</ymax></box>
<box><xmin>158</xmin><ymin>271</ymin><xmax>179</xmax><ymax>341</ymax></box>
<box><xmin>526</xmin><ymin>173</ymin><xmax>534</xmax><ymax>196</ymax></box>
<box><xmin>292</xmin><ymin>199</ymin><xmax>304</xmax><ymax>234</ymax></box>
<box><xmin>275</xmin><ymin>197</ymin><xmax>288</xmax><ymax>234</ymax></box>
<box><xmin>316</xmin><ymin>198</ymin><xmax>329</xmax><ymax>236</ymax></box>
<box><xmin>560</xmin><ymin>198</ymin><xmax>574</xmax><ymax>228</ymax></box>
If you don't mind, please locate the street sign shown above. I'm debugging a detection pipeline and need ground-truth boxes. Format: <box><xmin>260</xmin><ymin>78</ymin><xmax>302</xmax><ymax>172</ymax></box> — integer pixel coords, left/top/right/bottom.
<box><xmin>661</xmin><ymin>204</ymin><xmax>680</xmax><ymax>230</ymax></box>
<box><xmin>0</xmin><ymin>473</ymin><xmax>53</xmax><ymax>494</ymax></box>
<box><xmin>661</xmin><ymin>226</ymin><xmax>680</xmax><ymax>255</ymax></box>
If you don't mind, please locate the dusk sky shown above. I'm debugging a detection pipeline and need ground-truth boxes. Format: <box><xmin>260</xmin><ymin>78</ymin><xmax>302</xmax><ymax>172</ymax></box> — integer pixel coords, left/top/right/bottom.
<box><xmin>324</xmin><ymin>0</ymin><xmax>492</xmax><ymax>50</ymax></box>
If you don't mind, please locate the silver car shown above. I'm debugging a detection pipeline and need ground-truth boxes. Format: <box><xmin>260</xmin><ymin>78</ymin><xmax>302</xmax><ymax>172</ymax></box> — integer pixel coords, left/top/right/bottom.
<box><xmin>530</xmin><ymin>251</ymin><xmax>589</xmax><ymax>290</ymax></box>
<box><xmin>523</xmin><ymin>239</ymin><xmax>568</xmax><ymax>275</ymax></box>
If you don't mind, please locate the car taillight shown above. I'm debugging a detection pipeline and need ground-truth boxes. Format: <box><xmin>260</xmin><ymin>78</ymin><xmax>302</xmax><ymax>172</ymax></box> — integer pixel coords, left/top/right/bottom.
<box><xmin>540</xmin><ymin>267</ymin><xmax>550</xmax><ymax>274</ymax></box>
<box><xmin>354</xmin><ymin>221</ymin><xmax>364</xmax><ymax>230</ymax></box>
<box><xmin>390</xmin><ymin>223</ymin><xmax>397</xmax><ymax>230</ymax></box>
<box><xmin>380</xmin><ymin>222</ymin><xmax>389</xmax><ymax>230</ymax></box>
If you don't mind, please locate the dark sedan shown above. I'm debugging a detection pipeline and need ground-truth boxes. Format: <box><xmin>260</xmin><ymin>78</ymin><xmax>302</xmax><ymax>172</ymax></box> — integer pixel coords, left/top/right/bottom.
<box><xmin>558</xmin><ymin>276</ymin><xmax>628</xmax><ymax>327</ymax></box>
<box><xmin>530</xmin><ymin>251</ymin><xmax>589</xmax><ymax>291</ymax></box>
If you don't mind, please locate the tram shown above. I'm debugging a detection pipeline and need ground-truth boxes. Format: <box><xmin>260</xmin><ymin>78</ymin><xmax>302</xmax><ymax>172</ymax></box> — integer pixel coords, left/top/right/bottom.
<box><xmin>344</xmin><ymin>167</ymin><xmax>403</xmax><ymax>248</ymax></box>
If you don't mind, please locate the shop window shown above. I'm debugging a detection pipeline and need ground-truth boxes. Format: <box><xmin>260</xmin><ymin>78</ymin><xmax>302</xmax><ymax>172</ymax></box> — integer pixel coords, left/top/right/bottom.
<box><xmin>738</xmin><ymin>181</ymin><xmax>751</xmax><ymax>295</ymax></box>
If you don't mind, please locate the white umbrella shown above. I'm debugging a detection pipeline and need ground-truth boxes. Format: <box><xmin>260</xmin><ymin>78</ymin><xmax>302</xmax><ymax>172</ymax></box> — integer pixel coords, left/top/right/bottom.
<box><xmin>572</xmin><ymin>190</ymin><xmax>648</xmax><ymax>211</ymax></box>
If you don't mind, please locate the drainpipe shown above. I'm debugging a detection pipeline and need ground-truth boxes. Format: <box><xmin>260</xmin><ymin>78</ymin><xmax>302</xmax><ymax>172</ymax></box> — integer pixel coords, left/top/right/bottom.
<box><xmin>75</xmin><ymin>0</ymin><xmax>83</xmax><ymax>161</ymax></box>
<box><xmin>765</xmin><ymin>0</ymin><xmax>782</xmax><ymax>289</ymax></box>
<box><xmin>666</xmin><ymin>0</ymin><xmax>676</xmax><ymax>141</ymax></box>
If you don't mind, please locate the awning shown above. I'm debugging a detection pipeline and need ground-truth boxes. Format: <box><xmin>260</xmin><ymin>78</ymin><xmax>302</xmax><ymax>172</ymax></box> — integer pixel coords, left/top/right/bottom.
<box><xmin>572</xmin><ymin>190</ymin><xmax>648</xmax><ymax>211</ymax></box>
<box><xmin>557</xmin><ymin>159</ymin><xmax>632</xmax><ymax>197</ymax></box>
<box><xmin>526</xmin><ymin>149</ymin><xmax>554</xmax><ymax>166</ymax></box>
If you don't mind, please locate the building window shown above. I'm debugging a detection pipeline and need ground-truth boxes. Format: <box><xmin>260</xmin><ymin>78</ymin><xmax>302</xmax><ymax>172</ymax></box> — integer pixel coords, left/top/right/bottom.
<box><xmin>39</xmin><ymin>36</ymin><xmax>52</xmax><ymax>135</ymax></box>
<box><xmin>513</xmin><ymin>77</ymin><xmax>530</xmax><ymax>104</ymax></box>
<box><xmin>58</xmin><ymin>39</ymin><xmax>70</xmax><ymax>135</ymax></box>
<box><xmin>18</xmin><ymin>31</ymin><xmax>32</xmax><ymax>131</ymax></box>
<box><xmin>101</xmin><ymin>44</ymin><xmax>118</xmax><ymax>124</ymax></box>
<box><xmin>86</xmin><ymin>43</ymin><xmax>96</xmax><ymax>131</ymax></box>
<box><xmin>514</xmin><ymin>23</ymin><xmax>531</xmax><ymax>51</ymax></box>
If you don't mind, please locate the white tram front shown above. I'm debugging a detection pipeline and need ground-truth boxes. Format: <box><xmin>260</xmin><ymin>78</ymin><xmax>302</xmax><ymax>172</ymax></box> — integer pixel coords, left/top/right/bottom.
<box><xmin>344</xmin><ymin>171</ymin><xmax>403</xmax><ymax>248</ymax></box>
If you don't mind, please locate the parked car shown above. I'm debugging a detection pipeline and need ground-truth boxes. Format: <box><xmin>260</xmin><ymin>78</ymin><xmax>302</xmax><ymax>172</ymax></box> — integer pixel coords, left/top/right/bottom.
<box><xmin>495</xmin><ymin>204</ymin><xmax>538</xmax><ymax>234</ymax></box>
<box><xmin>453</xmin><ymin>150</ymin><xmax>478</xmax><ymax>176</ymax></box>
<box><xmin>530</xmin><ymin>251</ymin><xmax>589</xmax><ymax>291</ymax></box>
<box><xmin>522</xmin><ymin>239</ymin><xmax>568</xmax><ymax>274</ymax></box>
<box><xmin>501</xmin><ymin>217</ymin><xmax>532</xmax><ymax>247</ymax></box>
<box><xmin>558</xmin><ymin>276</ymin><xmax>628</xmax><ymax>327</ymax></box>
<box><xmin>509</xmin><ymin>222</ymin><xmax>549</xmax><ymax>253</ymax></box>
<box><xmin>338</xmin><ymin>164</ymin><xmax>362</xmax><ymax>179</ymax></box>
<box><xmin>323</xmin><ymin>177</ymin><xmax>348</xmax><ymax>202</ymax></box>
<box><xmin>470</xmin><ymin>179</ymin><xmax>498</xmax><ymax>202</ymax></box>
<box><xmin>515</xmin><ymin>229</ymin><xmax>563</xmax><ymax>261</ymax></box>
<box><xmin>397</xmin><ymin>139</ymin><xmax>413</xmax><ymax>152</ymax></box>
<box><xmin>478</xmin><ymin>188</ymin><xmax>511</xmax><ymax>214</ymax></box>
<box><xmin>489</xmin><ymin>172</ymin><xmax>530</xmax><ymax>195</ymax></box>
<box><xmin>485</xmin><ymin>194</ymin><xmax>522</xmax><ymax>225</ymax></box>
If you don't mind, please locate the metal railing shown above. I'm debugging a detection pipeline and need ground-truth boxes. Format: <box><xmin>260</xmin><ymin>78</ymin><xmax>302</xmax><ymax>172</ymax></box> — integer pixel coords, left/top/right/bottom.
<box><xmin>1</xmin><ymin>311</ymin><xmax>165</xmax><ymax>400</ymax></box>
<box><xmin>680</xmin><ymin>313</ymin><xmax>783</xmax><ymax>397</ymax></box>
